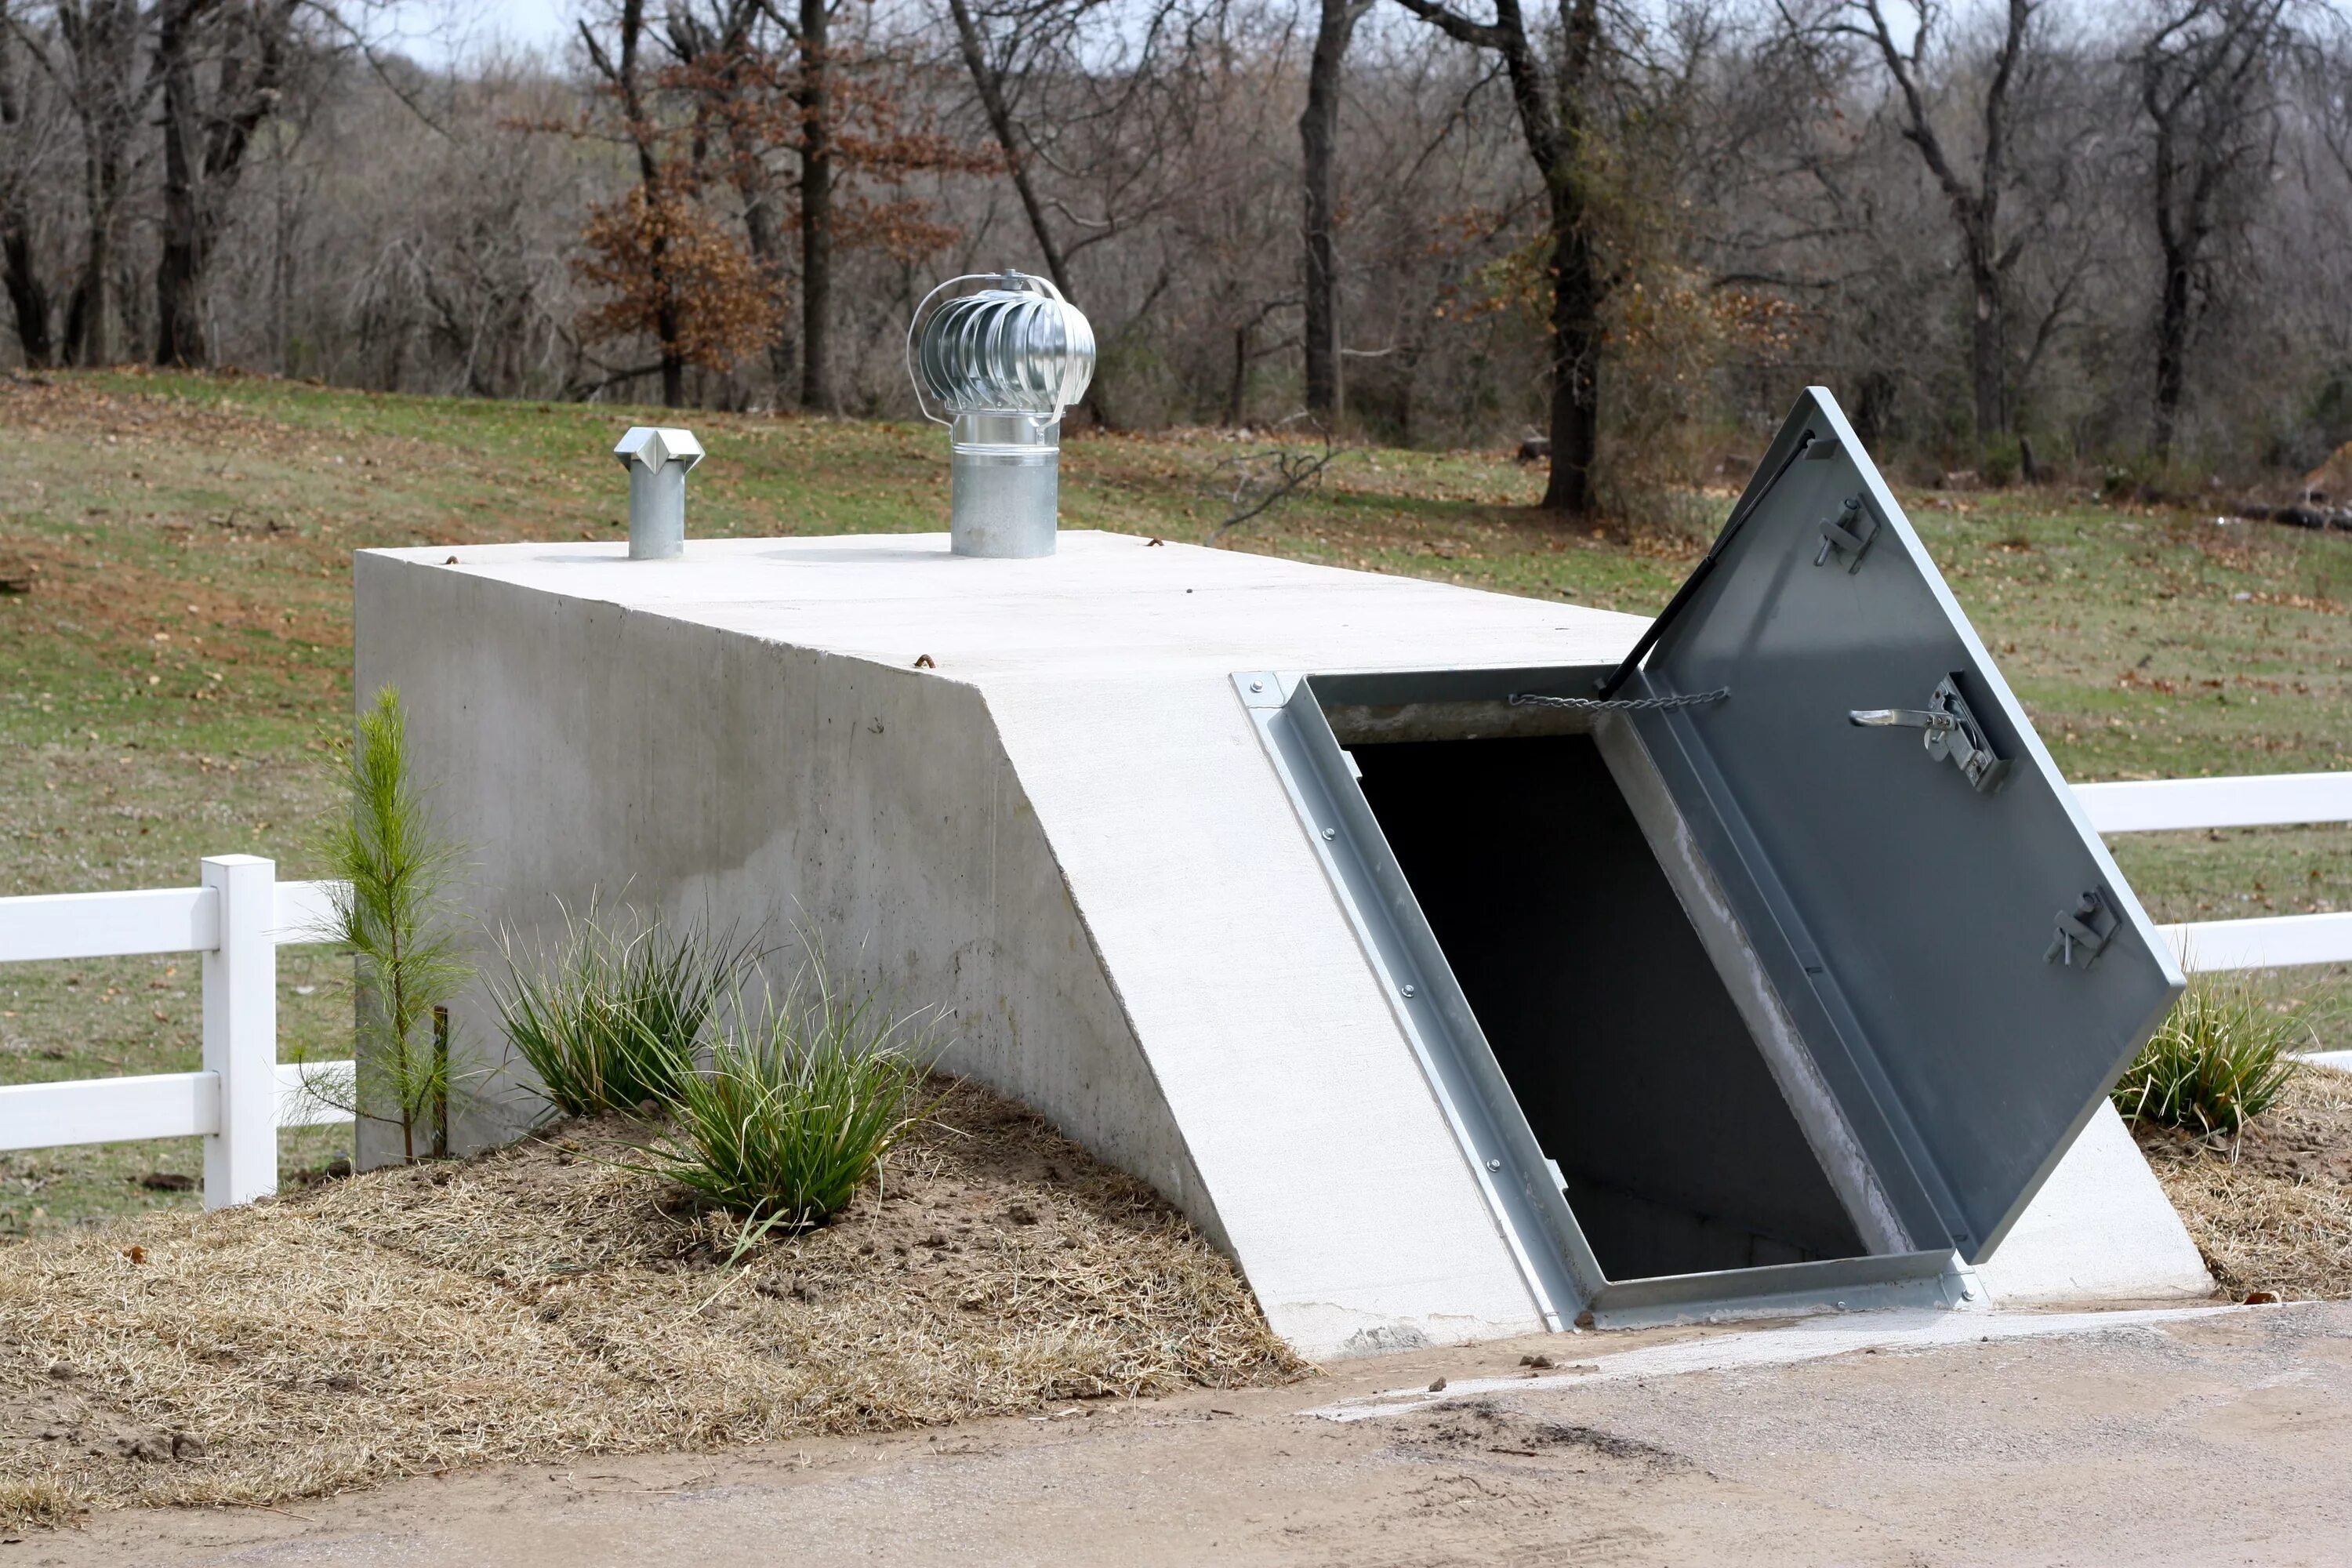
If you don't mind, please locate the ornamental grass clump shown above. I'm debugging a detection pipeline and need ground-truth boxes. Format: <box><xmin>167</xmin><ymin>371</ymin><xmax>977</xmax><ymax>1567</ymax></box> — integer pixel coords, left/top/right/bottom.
<box><xmin>648</xmin><ymin>957</ymin><xmax>942</xmax><ymax>1233</ymax></box>
<box><xmin>2112</xmin><ymin>977</ymin><xmax>2305</xmax><ymax>1137</ymax></box>
<box><xmin>493</xmin><ymin>906</ymin><xmax>761</xmax><ymax>1118</ymax></box>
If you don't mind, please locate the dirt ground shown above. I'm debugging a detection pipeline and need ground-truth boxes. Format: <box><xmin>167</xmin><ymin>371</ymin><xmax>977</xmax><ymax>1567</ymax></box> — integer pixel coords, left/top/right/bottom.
<box><xmin>0</xmin><ymin>1081</ymin><xmax>1296</xmax><ymax>1526</ymax></box>
<box><xmin>2138</xmin><ymin>1064</ymin><xmax>2352</xmax><ymax>1300</ymax></box>
<box><xmin>9</xmin><ymin>1300</ymin><xmax>2347</xmax><ymax>1567</ymax></box>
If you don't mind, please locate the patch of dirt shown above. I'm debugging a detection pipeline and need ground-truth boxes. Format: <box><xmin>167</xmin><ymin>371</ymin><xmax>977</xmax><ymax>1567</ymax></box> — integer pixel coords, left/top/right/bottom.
<box><xmin>1404</xmin><ymin>1399</ymin><xmax>1688</xmax><ymax>1470</ymax></box>
<box><xmin>0</xmin><ymin>1079</ymin><xmax>1302</xmax><ymax>1528</ymax></box>
<box><xmin>2136</xmin><ymin>1065</ymin><xmax>2352</xmax><ymax>1301</ymax></box>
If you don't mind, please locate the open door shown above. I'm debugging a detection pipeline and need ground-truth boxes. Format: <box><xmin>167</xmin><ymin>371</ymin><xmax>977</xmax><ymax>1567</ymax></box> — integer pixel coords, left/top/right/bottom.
<box><xmin>1552</xmin><ymin>387</ymin><xmax>2186</xmax><ymax>1262</ymax></box>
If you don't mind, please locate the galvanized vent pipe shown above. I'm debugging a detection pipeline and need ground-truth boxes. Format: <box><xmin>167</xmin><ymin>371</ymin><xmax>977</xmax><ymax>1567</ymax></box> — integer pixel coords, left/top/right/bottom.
<box><xmin>907</xmin><ymin>272</ymin><xmax>1094</xmax><ymax>558</ymax></box>
<box><xmin>613</xmin><ymin>426</ymin><xmax>705</xmax><ymax>560</ymax></box>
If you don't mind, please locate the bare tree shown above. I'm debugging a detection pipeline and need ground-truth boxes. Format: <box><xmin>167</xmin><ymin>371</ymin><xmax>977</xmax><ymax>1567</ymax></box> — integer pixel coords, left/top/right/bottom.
<box><xmin>300</xmin><ymin>56</ymin><xmax>585</xmax><ymax>397</ymax></box>
<box><xmin>1830</xmin><ymin>0</ymin><xmax>2037</xmax><ymax>448</ymax></box>
<box><xmin>0</xmin><ymin>5</ymin><xmax>60</xmax><ymax>364</ymax></box>
<box><xmin>939</xmin><ymin>0</ymin><xmax>1218</xmax><ymax>427</ymax></box>
<box><xmin>1301</xmin><ymin>0</ymin><xmax>1372</xmax><ymax>420</ymax></box>
<box><xmin>52</xmin><ymin>0</ymin><xmax>151</xmax><ymax>364</ymax></box>
<box><xmin>789</xmin><ymin>0</ymin><xmax>835</xmax><ymax>409</ymax></box>
<box><xmin>152</xmin><ymin>0</ymin><xmax>299</xmax><ymax>366</ymax></box>
<box><xmin>579</xmin><ymin>0</ymin><xmax>691</xmax><ymax>404</ymax></box>
<box><xmin>944</xmin><ymin>0</ymin><xmax>1076</xmax><ymax>295</ymax></box>
<box><xmin>1392</xmin><ymin>0</ymin><xmax>1608</xmax><ymax>514</ymax></box>
<box><xmin>2137</xmin><ymin>0</ymin><xmax>2289</xmax><ymax>458</ymax></box>
<box><xmin>0</xmin><ymin>0</ymin><xmax>2339</xmax><ymax>477</ymax></box>
<box><xmin>665</xmin><ymin>0</ymin><xmax>797</xmax><ymax>392</ymax></box>
<box><xmin>662</xmin><ymin>0</ymin><xmax>982</xmax><ymax>411</ymax></box>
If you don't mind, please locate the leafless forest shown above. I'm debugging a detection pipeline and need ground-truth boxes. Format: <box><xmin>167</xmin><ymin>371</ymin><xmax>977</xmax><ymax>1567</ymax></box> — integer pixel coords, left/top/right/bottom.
<box><xmin>3</xmin><ymin>0</ymin><xmax>2351</xmax><ymax>511</ymax></box>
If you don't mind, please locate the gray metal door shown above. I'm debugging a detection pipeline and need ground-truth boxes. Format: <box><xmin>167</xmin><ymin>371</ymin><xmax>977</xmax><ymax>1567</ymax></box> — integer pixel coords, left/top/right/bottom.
<box><xmin>1584</xmin><ymin>387</ymin><xmax>2184</xmax><ymax>1262</ymax></box>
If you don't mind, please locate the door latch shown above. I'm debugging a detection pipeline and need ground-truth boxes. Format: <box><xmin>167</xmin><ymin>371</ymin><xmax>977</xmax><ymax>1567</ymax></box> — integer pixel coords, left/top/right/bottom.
<box><xmin>1849</xmin><ymin>676</ymin><xmax>2013</xmax><ymax>793</ymax></box>
<box><xmin>1813</xmin><ymin>495</ymin><xmax>1877</xmax><ymax>573</ymax></box>
<box><xmin>2044</xmin><ymin>887</ymin><xmax>2118</xmax><ymax>971</ymax></box>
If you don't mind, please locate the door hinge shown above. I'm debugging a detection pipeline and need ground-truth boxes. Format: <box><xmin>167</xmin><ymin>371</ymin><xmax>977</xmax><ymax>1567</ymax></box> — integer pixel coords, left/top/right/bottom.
<box><xmin>2044</xmin><ymin>887</ymin><xmax>2119</xmax><ymax>971</ymax></box>
<box><xmin>1813</xmin><ymin>496</ymin><xmax>1878</xmax><ymax>573</ymax></box>
<box><xmin>1848</xmin><ymin>675</ymin><xmax>2013</xmax><ymax>793</ymax></box>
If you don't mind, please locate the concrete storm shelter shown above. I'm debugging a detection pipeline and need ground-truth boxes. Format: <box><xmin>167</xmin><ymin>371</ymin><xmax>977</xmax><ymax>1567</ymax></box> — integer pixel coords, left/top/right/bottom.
<box><xmin>355</xmin><ymin>390</ymin><xmax>2212</xmax><ymax>1360</ymax></box>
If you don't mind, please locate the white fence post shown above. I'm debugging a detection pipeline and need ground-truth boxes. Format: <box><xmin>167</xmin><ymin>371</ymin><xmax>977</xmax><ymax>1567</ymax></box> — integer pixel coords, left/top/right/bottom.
<box><xmin>200</xmin><ymin>855</ymin><xmax>278</xmax><ymax>1207</ymax></box>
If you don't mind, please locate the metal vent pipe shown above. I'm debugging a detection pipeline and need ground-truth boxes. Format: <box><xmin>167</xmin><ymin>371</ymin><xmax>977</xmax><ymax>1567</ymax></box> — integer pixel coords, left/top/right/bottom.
<box><xmin>613</xmin><ymin>426</ymin><xmax>705</xmax><ymax>560</ymax></box>
<box><xmin>907</xmin><ymin>273</ymin><xmax>1095</xmax><ymax>558</ymax></box>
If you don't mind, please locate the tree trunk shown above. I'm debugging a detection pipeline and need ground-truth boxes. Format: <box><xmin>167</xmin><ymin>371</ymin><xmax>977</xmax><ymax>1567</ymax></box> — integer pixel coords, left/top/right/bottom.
<box><xmin>655</xmin><ymin>187</ymin><xmax>684</xmax><ymax>408</ymax></box>
<box><xmin>1539</xmin><ymin>0</ymin><xmax>1602</xmax><ymax>516</ymax></box>
<box><xmin>268</xmin><ymin>128</ymin><xmax>295</xmax><ymax>375</ymax></box>
<box><xmin>154</xmin><ymin>0</ymin><xmax>206</xmax><ymax>368</ymax></box>
<box><xmin>797</xmin><ymin>0</ymin><xmax>833</xmax><ymax>412</ymax></box>
<box><xmin>1842</xmin><ymin>0</ymin><xmax>2032</xmax><ymax>457</ymax></box>
<box><xmin>2151</xmin><ymin>241</ymin><xmax>2190</xmax><ymax>458</ymax></box>
<box><xmin>0</xmin><ymin>26</ymin><xmax>53</xmax><ymax>367</ymax></box>
<box><xmin>2135</xmin><ymin>0</ymin><xmax>2281</xmax><ymax>462</ymax></box>
<box><xmin>0</xmin><ymin>212</ymin><xmax>49</xmax><ymax>366</ymax></box>
<box><xmin>154</xmin><ymin>0</ymin><xmax>293</xmax><ymax>368</ymax></box>
<box><xmin>65</xmin><ymin>113</ymin><xmax>120</xmax><ymax>365</ymax></box>
<box><xmin>734</xmin><ymin>158</ymin><xmax>797</xmax><ymax>395</ymax></box>
<box><xmin>1299</xmin><ymin>0</ymin><xmax>1362</xmax><ymax>423</ymax></box>
<box><xmin>659</xmin><ymin>334</ymin><xmax>685</xmax><ymax>406</ymax></box>
<box><xmin>1969</xmin><ymin>265</ymin><xmax>2005</xmax><ymax>448</ymax></box>
<box><xmin>1543</xmin><ymin>180</ymin><xmax>1599</xmax><ymax>515</ymax></box>
<box><xmin>57</xmin><ymin>0</ymin><xmax>142</xmax><ymax>367</ymax></box>
<box><xmin>154</xmin><ymin>245</ymin><xmax>205</xmax><ymax>368</ymax></box>
<box><xmin>1229</xmin><ymin>321</ymin><xmax>1248</xmax><ymax>426</ymax></box>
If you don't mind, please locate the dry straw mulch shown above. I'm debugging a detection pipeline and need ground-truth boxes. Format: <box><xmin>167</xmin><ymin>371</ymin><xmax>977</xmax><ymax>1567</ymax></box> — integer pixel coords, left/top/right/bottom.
<box><xmin>2136</xmin><ymin>1063</ymin><xmax>2352</xmax><ymax>1301</ymax></box>
<box><xmin>0</xmin><ymin>1081</ymin><xmax>1301</xmax><ymax>1528</ymax></box>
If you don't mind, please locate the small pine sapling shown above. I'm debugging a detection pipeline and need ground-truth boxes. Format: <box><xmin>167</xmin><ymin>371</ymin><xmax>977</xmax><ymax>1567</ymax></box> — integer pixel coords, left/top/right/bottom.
<box><xmin>321</xmin><ymin>686</ymin><xmax>474</xmax><ymax>1163</ymax></box>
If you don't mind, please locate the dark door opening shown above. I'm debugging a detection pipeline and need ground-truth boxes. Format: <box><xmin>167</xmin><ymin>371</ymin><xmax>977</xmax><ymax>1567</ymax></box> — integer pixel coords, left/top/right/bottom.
<box><xmin>1352</xmin><ymin>731</ymin><xmax>1867</xmax><ymax>1281</ymax></box>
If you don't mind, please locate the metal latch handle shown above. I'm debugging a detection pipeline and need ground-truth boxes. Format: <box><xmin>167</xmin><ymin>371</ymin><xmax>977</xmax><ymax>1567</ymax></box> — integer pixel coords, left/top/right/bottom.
<box><xmin>1849</xmin><ymin>676</ymin><xmax>2012</xmax><ymax>794</ymax></box>
<box><xmin>1849</xmin><ymin>707</ymin><xmax>1958</xmax><ymax>733</ymax></box>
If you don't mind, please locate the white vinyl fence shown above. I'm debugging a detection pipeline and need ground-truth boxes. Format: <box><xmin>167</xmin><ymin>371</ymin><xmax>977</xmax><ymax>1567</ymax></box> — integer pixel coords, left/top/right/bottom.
<box><xmin>5</xmin><ymin>771</ymin><xmax>2352</xmax><ymax>1213</ymax></box>
<box><xmin>2073</xmin><ymin>771</ymin><xmax>2352</xmax><ymax>972</ymax></box>
<box><xmin>0</xmin><ymin>857</ymin><xmax>353</xmax><ymax>1208</ymax></box>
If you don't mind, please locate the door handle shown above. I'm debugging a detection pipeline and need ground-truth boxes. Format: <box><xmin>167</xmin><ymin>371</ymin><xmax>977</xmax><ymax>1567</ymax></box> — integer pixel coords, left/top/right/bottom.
<box><xmin>1849</xmin><ymin>677</ymin><xmax>2012</xmax><ymax>794</ymax></box>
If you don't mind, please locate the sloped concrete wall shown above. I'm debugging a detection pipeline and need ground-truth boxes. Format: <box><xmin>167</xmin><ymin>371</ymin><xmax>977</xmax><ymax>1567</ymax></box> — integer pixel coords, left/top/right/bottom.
<box><xmin>352</xmin><ymin>556</ymin><xmax>1211</xmax><ymax>1237</ymax></box>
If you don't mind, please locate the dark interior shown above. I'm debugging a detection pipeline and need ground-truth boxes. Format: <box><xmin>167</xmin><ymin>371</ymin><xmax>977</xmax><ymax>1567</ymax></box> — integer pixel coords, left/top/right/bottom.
<box><xmin>1352</xmin><ymin>731</ymin><xmax>1867</xmax><ymax>1281</ymax></box>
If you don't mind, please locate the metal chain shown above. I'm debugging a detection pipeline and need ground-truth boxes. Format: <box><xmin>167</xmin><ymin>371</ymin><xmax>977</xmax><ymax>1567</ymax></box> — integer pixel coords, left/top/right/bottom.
<box><xmin>1507</xmin><ymin>688</ymin><xmax>1731</xmax><ymax>713</ymax></box>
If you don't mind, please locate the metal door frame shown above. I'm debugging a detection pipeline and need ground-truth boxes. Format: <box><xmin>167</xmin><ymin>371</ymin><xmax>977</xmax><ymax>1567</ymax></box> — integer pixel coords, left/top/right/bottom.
<box><xmin>1237</xmin><ymin>666</ymin><xmax>1978</xmax><ymax>1327</ymax></box>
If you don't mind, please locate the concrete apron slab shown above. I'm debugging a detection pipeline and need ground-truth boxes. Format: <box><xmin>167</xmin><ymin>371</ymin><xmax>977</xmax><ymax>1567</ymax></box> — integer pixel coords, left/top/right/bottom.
<box><xmin>355</xmin><ymin>529</ymin><xmax>2213</xmax><ymax>1362</ymax></box>
<box><xmin>1311</xmin><ymin>1303</ymin><xmax>2248</xmax><ymax>1421</ymax></box>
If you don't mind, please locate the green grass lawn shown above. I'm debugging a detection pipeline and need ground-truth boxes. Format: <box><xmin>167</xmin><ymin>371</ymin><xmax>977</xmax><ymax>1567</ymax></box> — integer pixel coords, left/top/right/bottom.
<box><xmin>5</xmin><ymin>368</ymin><xmax>2351</xmax><ymax>1232</ymax></box>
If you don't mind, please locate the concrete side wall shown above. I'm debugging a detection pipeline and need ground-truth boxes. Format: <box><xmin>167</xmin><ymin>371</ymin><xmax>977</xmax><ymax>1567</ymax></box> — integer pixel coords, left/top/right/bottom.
<box><xmin>351</xmin><ymin>555</ymin><xmax>1213</xmax><ymax>1231</ymax></box>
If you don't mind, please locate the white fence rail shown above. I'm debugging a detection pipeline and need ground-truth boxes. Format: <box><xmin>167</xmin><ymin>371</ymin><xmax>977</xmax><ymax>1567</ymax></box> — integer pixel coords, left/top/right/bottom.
<box><xmin>2074</xmin><ymin>773</ymin><xmax>2352</xmax><ymax>973</ymax></box>
<box><xmin>5</xmin><ymin>772</ymin><xmax>2352</xmax><ymax>1210</ymax></box>
<box><xmin>0</xmin><ymin>857</ymin><xmax>352</xmax><ymax>1208</ymax></box>
<box><xmin>2075</xmin><ymin>772</ymin><xmax>2352</xmax><ymax>836</ymax></box>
